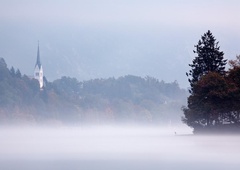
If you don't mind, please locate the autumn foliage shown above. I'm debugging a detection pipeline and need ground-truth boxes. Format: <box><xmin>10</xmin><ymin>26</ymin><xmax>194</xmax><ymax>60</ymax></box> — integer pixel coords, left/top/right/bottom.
<box><xmin>183</xmin><ymin>30</ymin><xmax>240</xmax><ymax>134</ymax></box>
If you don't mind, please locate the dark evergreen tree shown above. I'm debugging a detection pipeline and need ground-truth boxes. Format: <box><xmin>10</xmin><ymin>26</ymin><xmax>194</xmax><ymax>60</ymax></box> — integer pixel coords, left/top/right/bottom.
<box><xmin>15</xmin><ymin>69</ymin><xmax>21</xmax><ymax>78</ymax></box>
<box><xmin>183</xmin><ymin>31</ymin><xmax>232</xmax><ymax>133</ymax></box>
<box><xmin>187</xmin><ymin>30</ymin><xmax>227</xmax><ymax>93</ymax></box>
<box><xmin>10</xmin><ymin>67</ymin><xmax>15</xmax><ymax>77</ymax></box>
<box><xmin>0</xmin><ymin>58</ymin><xmax>9</xmax><ymax>81</ymax></box>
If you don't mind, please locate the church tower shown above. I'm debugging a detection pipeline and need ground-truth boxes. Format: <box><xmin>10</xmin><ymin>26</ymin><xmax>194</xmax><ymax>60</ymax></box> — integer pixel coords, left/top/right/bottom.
<box><xmin>34</xmin><ymin>42</ymin><xmax>44</xmax><ymax>89</ymax></box>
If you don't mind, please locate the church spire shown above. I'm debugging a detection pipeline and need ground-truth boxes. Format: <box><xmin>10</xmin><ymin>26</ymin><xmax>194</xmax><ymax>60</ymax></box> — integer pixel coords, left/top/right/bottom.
<box><xmin>35</xmin><ymin>41</ymin><xmax>41</xmax><ymax>68</ymax></box>
<box><xmin>34</xmin><ymin>41</ymin><xmax>44</xmax><ymax>89</ymax></box>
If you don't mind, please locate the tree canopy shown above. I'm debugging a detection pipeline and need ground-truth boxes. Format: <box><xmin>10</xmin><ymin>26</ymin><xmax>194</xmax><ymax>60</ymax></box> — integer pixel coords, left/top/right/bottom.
<box><xmin>187</xmin><ymin>30</ymin><xmax>227</xmax><ymax>93</ymax></box>
<box><xmin>183</xmin><ymin>31</ymin><xmax>240</xmax><ymax>134</ymax></box>
<box><xmin>0</xmin><ymin>58</ymin><xmax>187</xmax><ymax>125</ymax></box>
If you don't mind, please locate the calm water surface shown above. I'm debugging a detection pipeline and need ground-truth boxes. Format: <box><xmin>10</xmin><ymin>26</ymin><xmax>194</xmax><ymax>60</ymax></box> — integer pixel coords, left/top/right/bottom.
<box><xmin>0</xmin><ymin>126</ymin><xmax>239</xmax><ymax>170</ymax></box>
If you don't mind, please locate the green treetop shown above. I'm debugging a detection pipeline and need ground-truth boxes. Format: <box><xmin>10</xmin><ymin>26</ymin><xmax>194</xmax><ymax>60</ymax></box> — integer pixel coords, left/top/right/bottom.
<box><xmin>187</xmin><ymin>30</ymin><xmax>227</xmax><ymax>93</ymax></box>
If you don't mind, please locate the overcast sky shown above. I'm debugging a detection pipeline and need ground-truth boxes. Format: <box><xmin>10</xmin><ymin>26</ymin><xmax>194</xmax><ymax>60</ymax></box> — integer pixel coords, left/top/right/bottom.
<box><xmin>0</xmin><ymin>0</ymin><xmax>240</xmax><ymax>88</ymax></box>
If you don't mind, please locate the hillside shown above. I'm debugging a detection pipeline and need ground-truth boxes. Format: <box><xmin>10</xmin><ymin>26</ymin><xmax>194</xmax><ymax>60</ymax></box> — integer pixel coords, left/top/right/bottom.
<box><xmin>0</xmin><ymin>58</ymin><xmax>188</xmax><ymax>125</ymax></box>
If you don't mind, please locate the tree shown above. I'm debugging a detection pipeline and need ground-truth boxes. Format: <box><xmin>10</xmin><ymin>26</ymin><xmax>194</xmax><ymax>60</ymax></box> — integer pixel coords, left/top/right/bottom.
<box><xmin>183</xmin><ymin>31</ymin><xmax>231</xmax><ymax>133</ymax></box>
<box><xmin>225</xmin><ymin>57</ymin><xmax>240</xmax><ymax>123</ymax></box>
<box><xmin>187</xmin><ymin>30</ymin><xmax>227</xmax><ymax>93</ymax></box>
<box><xmin>183</xmin><ymin>54</ymin><xmax>240</xmax><ymax>133</ymax></box>
<box><xmin>183</xmin><ymin>72</ymin><xmax>229</xmax><ymax>130</ymax></box>
<box><xmin>0</xmin><ymin>58</ymin><xmax>7</xmax><ymax>69</ymax></box>
<box><xmin>10</xmin><ymin>67</ymin><xmax>15</xmax><ymax>77</ymax></box>
<box><xmin>229</xmin><ymin>55</ymin><xmax>240</xmax><ymax>68</ymax></box>
<box><xmin>15</xmin><ymin>69</ymin><xmax>21</xmax><ymax>78</ymax></box>
<box><xmin>0</xmin><ymin>58</ymin><xmax>10</xmax><ymax>81</ymax></box>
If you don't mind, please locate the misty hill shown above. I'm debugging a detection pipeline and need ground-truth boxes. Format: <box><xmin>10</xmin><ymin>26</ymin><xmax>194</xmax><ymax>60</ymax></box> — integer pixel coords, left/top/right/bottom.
<box><xmin>0</xmin><ymin>58</ymin><xmax>188</xmax><ymax>125</ymax></box>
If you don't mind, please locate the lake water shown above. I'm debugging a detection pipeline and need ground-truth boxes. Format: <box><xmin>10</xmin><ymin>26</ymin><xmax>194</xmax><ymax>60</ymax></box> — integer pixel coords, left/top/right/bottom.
<box><xmin>0</xmin><ymin>125</ymin><xmax>240</xmax><ymax>170</ymax></box>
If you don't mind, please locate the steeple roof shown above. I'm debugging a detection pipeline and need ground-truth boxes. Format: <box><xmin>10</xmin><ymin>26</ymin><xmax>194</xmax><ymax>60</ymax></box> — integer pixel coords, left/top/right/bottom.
<box><xmin>35</xmin><ymin>42</ymin><xmax>41</xmax><ymax>68</ymax></box>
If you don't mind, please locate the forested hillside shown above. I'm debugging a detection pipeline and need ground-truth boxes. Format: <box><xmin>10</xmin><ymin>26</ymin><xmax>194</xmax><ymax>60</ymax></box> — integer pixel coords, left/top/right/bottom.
<box><xmin>0</xmin><ymin>58</ymin><xmax>187</xmax><ymax>125</ymax></box>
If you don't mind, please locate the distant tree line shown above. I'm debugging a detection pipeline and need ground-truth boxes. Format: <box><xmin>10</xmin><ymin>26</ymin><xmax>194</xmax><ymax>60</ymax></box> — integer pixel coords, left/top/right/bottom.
<box><xmin>0</xmin><ymin>58</ymin><xmax>187</xmax><ymax>125</ymax></box>
<box><xmin>183</xmin><ymin>30</ymin><xmax>240</xmax><ymax>134</ymax></box>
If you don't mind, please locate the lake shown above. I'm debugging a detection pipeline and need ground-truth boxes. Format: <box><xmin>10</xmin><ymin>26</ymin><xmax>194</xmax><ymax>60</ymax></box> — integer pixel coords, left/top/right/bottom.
<box><xmin>0</xmin><ymin>125</ymin><xmax>239</xmax><ymax>170</ymax></box>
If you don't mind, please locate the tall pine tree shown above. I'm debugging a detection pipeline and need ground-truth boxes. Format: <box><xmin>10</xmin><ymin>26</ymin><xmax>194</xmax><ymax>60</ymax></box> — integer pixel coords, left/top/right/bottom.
<box><xmin>187</xmin><ymin>30</ymin><xmax>227</xmax><ymax>92</ymax></box>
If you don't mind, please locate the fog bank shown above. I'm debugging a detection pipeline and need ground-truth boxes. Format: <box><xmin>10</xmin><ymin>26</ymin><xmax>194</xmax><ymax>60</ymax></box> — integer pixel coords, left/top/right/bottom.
<box><xmin>0</xmin><ymin>126</ymin><xmax>240</xmax><ymax>170</ymax></box>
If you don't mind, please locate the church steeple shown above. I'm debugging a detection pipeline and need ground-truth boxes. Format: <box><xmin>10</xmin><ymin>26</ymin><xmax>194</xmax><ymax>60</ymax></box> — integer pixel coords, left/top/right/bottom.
<box><xmin>35</xmin><ymin>41</ymin><xmax>41</xmax><ymax>68</ymax></box>
<box><xmin>34</xmin><ymin>41</ymin><xmax>44</xmax><ymax>89</ymax></box>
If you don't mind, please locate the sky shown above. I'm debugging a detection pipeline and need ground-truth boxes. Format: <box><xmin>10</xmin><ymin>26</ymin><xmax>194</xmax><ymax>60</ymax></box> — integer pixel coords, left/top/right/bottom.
<box><xmin>0</xmin><ymin>0</ymin><xmax>240</xmax><ymax>88</ymax></box>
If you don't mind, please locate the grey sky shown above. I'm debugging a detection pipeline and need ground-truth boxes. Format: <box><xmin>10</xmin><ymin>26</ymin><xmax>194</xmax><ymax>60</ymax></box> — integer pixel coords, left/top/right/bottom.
<box><xmin>0</xmin><ymin>0</ymin><xmax>240</xmax><ymax>88</ymax></box>
<box><xmin>1</xmin><ymin>1</ymin><xmax>240</xmax><ymax>27</ymax></box>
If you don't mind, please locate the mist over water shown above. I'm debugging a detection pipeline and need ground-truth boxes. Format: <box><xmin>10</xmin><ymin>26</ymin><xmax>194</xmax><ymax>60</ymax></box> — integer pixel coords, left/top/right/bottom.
<box><xmin>0</xmin><ymin>125</ymin><xmax>240</xmax><ymax>170</ymax></box>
